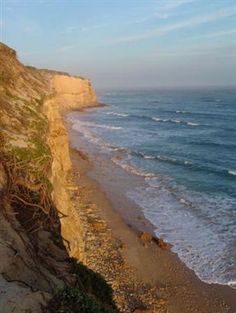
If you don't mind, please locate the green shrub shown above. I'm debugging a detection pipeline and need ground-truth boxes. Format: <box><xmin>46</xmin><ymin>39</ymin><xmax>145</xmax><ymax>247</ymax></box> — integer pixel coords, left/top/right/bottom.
<box><xmin>45</xmin><ymin>285</ymin><xmax>119</xmax><ymax>313</ymax></box>
<box><xmin>44</xmin><ymin>259</ymin><xmax>120</xmax><ymax>313</ymax></box>
<box><xmin>70</xmin><ymin>258</ymin><xmax>114</xmax><ymax>305</ymax></box>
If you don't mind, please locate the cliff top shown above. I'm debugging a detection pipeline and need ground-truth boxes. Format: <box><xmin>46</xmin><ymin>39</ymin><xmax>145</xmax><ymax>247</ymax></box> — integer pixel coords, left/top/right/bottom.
<box><xmin>0</xmin><ymin>42</ymin><xmax>88</xmax><ymax>88</ymax></box>
<box><xmin>0</xmin><ymin>42</ymin><xmax>17</xmax><ymax>57</ymax></box>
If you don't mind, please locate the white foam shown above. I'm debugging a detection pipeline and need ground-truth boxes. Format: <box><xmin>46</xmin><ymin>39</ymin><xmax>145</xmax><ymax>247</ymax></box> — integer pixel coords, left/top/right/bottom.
<box><xmin>228</xmin><ymin>170</ymin><xmax>236</xmax><ymax>176</ymax></box>
<box><xmin>127</xmin><ymin>178</ymin><xmax>236</xmax><ymax>288</ymax></box>
<box><xmin>72</xmin><ymin>123</ymin><xmax>106</xmax><ymax>147</ymax></box>
<box><xmin>187</xmin><ymin>122</ymin><xmax>199</xmax><ymax>126</ymax></box>
<box><xmin>112</xmin><ymin>157</ymin><xmax>155</xmax><ymax>177</ymax></box>
<box><xmin>74</xmin><ymin>120</ymin><xmax>123</xmax><ymax>130</ymax></box>
<box><xmin>227</xmin><ymin>280</ymin><xmax>236</xmax><ymax>287</ymax></box>
<box><xmin>158</xmin><ymin>155</ymin><xmax>176</xmax><ymax>162</ymax></box>
<box><xmin>70</xmin><ymin>119</ymin><xmax>123</xmax><ymax>154</ymax></box>
<box><xmin>152</xmin><ymin>117</ymin><xmax>162</xmax><ymax>122</ymax></box>
<box><xmin>143</xmin><ymin>154</ymin><xmax>191</xmax><ymax>166</ymax></box>
<box><xmin>184</xmin><ymin>160</ymin><xmax>192</xmax><ymax>164</ymax></box>
<box><xmin>180</xmin><ymin>198</ymin><xmax>189</xmax><ymax>205</ymax></box>
<box><xmin>88</xmin><ymin>122</ymin><xmax>123</xmax><ymax>130</ymax></box>
<box><xmin>144</xmin><ymin>155</ymin><xmax>156</xmax><ymax>159</ymax></box>
<box><xmin>176</xmin><ymin>110</ymin><xmax>187</xmax><ymax>114</ymax></box>
<box><xmin>106</xmin><ymin>111</ymin><xmax>129</xmax><ymax>117</ymax></box>
<box><xmin>152</xmin><ymin>117</ymin><xmax>199</xmax><ymax>126</ymax></box>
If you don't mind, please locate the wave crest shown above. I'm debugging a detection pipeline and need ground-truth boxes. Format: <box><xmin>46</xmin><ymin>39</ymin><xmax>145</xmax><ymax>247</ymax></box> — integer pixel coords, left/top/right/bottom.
<box><xmin>152</xmin><ymin>117</ymin><xmax>199</xmax><ymax>126</ymax></box>
<box><xmin>106</xmin><ymin>111</ymin><xmax>129</xmax><ymax>117</ymax></box>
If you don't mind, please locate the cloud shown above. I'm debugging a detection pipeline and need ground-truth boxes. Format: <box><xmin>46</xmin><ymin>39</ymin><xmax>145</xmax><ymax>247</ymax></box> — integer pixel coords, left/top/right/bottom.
<box><xmin>161</xmin><ymin>0</ymin><xmax>194</xmax><ymax>11</ymax></box>
<box><xmin>151</xmin><ymin>43</ymin><xmax>236</xmax><ymax>60</ymax></box>
<box><xmin>66</xmin><ymin>26</ymin><xmax>77</xmax><ymax>32</ymax></box>
<box><xmin>23</xmin><ymin>26</ymin><xmax>34</xmax><ymax>33</ymax></box>
<box><xmin>81</xmin><ymin>23</ymin><xmax>107</xmax><ymax>32</ymax></box>
<box><xmin>135</xmin><ymin>12</ymin><xmax>168</xmax><ymax>23</ymax></box>
<box><xmin>60</xmin><ymin>26</ymin><xmax>77</xmax><ymax>35</ymax></box>
<box><xmin>135</xmin><ymin>0</ymin><xmax>194</xmax><ymax>23</ymax></box>
<box><xmin>60</xmin><ymin>45</ymin><xmax>75</xmax><ymax>52</ymax></box>
<box><xmin>186</xmin><ymin>28</ymin><xmax>236</xmax><ymax>40</ymax></box>
<box><xmin>111</xmin><ymin>6</ymin><xmax>236</xmax><ymax>44</ymax></box>
<box><xmin>62</xmin><ymin>23</ymin><xmax>107</xmax><ymax>34</ymax></box>
<box><xmin>22</xmin><ymin>22</ymin><xmax>41</xmax><ymax>34</ymax></box>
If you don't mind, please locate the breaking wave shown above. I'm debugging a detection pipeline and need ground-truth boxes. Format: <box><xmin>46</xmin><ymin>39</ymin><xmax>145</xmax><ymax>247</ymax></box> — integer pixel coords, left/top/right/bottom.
<box><xmin>152</xmin><ymin>117</ymin><xmax>199</xmax><ymax>126</ymax></box>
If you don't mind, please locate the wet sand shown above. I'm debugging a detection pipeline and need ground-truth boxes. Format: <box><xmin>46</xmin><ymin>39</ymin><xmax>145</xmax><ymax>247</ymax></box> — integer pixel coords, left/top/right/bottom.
<box><xmin>66</xmin><ymin>113</ymin><xmax>236</xmax><ymax>313</ymax></box>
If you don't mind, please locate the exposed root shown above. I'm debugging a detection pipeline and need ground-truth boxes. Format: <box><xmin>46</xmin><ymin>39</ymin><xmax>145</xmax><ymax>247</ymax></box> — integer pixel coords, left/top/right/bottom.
<box><xmin>11</xmin><ymin>194</ymin><xmax>49</xmax><ymax>214</ymax></box>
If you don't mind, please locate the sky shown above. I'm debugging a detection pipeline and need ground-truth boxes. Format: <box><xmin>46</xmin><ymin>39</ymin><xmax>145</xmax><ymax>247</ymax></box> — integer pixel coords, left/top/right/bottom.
<box><xmin>1</xmin><ymin>0</ymin><xmax>236</xmax><ymax>89</ymax></box>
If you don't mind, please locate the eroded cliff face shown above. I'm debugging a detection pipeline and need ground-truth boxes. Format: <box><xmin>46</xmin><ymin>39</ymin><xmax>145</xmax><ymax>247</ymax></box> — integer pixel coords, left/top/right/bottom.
<box><xmin>43</xmin><ymin>76</ymin><xmax>96</xmax><ymax>259</ymax></box>
<box><xmin>0</xmin><ymin>43</ymin><xmax>98</xmax><ymax>312</ymax></box>
<box><xmin>51</xmin><ymin>74</ymin><xmax>97</xmax><ymax>110</ymax></box>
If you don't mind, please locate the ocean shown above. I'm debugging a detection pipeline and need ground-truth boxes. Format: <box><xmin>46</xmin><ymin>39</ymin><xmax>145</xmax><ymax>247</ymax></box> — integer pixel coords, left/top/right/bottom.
<box><xmin>68</xmin><ymin>88</ymin><xmax>236</xmax><ymax>288</ymax></box>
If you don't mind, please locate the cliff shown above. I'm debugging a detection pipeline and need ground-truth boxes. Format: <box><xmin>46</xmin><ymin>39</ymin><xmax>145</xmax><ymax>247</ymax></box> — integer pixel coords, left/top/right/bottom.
<box><xmin>43</xmin><ymin>73</ymin><xmax>96</xmax><ymax>258</ymax></box>
<box><xmin>0</xmin><ymin>43</ymin><xmax>118</xmax><ymax>312</ymax></box>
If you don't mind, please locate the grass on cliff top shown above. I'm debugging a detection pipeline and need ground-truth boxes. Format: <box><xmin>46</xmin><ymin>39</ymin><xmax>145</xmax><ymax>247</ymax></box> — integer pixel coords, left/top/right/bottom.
<box><xmin>6</xmin><ymin>93</ymin><xmax>51</xmax><ymax>166</ymax></box>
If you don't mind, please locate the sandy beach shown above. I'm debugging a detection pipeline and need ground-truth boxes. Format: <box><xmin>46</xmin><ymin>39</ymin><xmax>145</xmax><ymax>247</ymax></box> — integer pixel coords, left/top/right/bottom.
<box><xmin>65</xmin><ymin>112</ymin><xmax>236</xmax><ymax>313</ymax></box>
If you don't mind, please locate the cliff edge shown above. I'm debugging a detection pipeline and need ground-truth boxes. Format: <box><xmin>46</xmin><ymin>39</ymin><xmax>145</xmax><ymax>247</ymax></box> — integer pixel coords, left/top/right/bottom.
<box><xmin>0</xmin><ymin>43</ymin><xmax>118</xmax><ymax>313</ymax></box>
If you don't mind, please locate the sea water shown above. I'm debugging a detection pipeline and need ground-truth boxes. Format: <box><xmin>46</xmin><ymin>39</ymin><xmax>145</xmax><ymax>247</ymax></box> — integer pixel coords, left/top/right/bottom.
<box><xmin>68</xmin><ymin>88</ymin><xmax>236</xmax><ymax>288</ymax></box>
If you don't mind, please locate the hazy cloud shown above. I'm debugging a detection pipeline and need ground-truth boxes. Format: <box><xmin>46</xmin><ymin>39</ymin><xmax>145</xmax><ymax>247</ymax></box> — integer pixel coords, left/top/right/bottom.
<box><xmin>185</xmin><ymin>28</ymin><xmax>236</xmax><ymax>41</ymax></box>
<box><xmin>161</xmin><ymin>0</ymin><xmax>195</xmax><ymax>11</ymax></box>
<box><xmin>111</xmin><ymin>6</ymin><xmax>236</xmax><ymax>44</ymax></box>
<box><xmin>135</xmin><ymin>0</ymin><xmax>194</xmax><ymax>23</ymax></box>
<box><xmin>81</xmin><ymin>23</ymin><xmax>107</xmax><ymax>32</ymax></box>
<box><xmin>66</xmin><ymin>26</ymin><xmax>77</xmax><ymax>32</ymax></box>
<box><xmin>60</xmin><ymin>45</ymin><xmax>75</xmax><ymax>52</ymax></box>
<box><xmin>63</xmin><ymin>23</ymin><xmax>107</xmax><ymax>34</ymax></box>
<box><xmin>151</xmin><ymin>43</ymin><xmax>236</xmax><ymax>59</ymax></box>
<box><xmin>23</xmin><ymin>26</ymin><xmax>34</xmax><ymax>33</ymax></box>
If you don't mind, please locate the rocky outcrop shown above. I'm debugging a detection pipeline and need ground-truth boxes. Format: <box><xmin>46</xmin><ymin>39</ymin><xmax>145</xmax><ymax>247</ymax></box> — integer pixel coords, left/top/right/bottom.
<box><xmin>139</xmin><ymin>232</ymin><xmax>170</xmax><ymax>249</ymax></box>
<box><xmin>51</xmin><ymin>74</ymin><xmax>97</xmax><ymax>111</ymax></box>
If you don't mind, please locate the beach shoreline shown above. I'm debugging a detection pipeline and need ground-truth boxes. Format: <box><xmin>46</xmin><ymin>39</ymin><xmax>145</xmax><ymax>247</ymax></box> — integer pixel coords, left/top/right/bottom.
<box><xmin>65</xmin><ymin>109</ymin><xmax>236</xmax><ymax>313</ymax></box>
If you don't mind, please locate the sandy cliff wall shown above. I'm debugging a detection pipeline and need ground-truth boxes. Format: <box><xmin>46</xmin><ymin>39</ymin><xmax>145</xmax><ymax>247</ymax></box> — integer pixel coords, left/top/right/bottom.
<box><xmin>0</xmin><ymin>42</ymin><xmax>98</xmax><ymax>312</ymax></box>
<box><xmin>43</xmin><ymin>74</ymin><xmax>97</xmax><ymax>258</ymax></box>
<box><xmin>50</xmin><ymin>74</ymin><xmax>97</xmax><ymax>111</ymax></box>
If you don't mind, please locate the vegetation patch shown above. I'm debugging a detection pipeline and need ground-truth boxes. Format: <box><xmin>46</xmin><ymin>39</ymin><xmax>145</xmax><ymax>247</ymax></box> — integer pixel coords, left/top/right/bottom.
<box><xmin>44</xmin><ymin>258</ymin><xmax>119</xmax><ymax>313</ymax></box>
<box><xmin>44</xmin><ymin>285</ymin><xmax>119</xmax><ymax>313</ymax></box>
<box><xmin>45</xmin><ymin>267</ymin><xmax>119</xmax><ymax>312</ymax></box>
<box><xmin>70</xmin><ymin>258</ymin><xmax>115</xmax><ymax>306</ymax></box>
<box><xmin>1</xmin><ymin>152</ymin><xmax>57</xmax><ymax>234</ymax></box>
